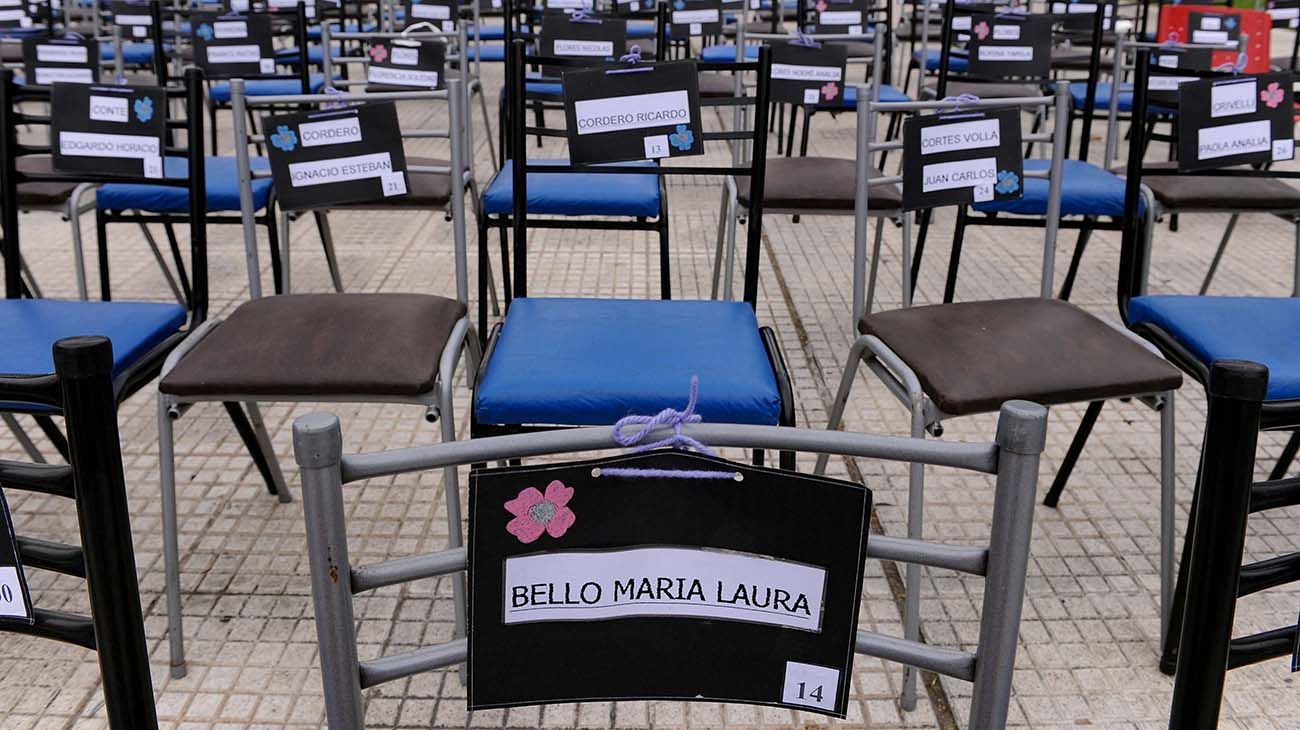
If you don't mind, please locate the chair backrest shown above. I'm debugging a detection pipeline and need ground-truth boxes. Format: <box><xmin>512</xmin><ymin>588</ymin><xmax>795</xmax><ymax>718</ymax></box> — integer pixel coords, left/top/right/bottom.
<box><xmin>184</xmin><ymin>3</ymin><xmax>313</xmax><ymax>93</ymax></box>
<box><xmin>322</xmin><ymin>10</ymin><xmax>468</xmax><ymax>92</ymax></box>
<box><xmin>230</xmin><ymin>73</ymin><xmax>472</xmax><ymax>301</ymax></box>
<box><xmin>851</xmin><ymin>76</ymin><xmax>1069</xmax><ymax>323</ymax></box>
<box><xmin>1114</xmin><ymin>45</ymin><xmax>1300</xmax><ymax>322</ymax></box>
<box><xmin>290</xmin><ymin>397</ymin><xmax>1048</xmax><ymax>729</ymax></box>
<box><xmin>101</xmin><ymin>0</ymin><xmax>169</xmax><ymax>83</ymax></box>
<box><xmin>1164</xmin><ymin>358</ymin><xmax>1277</xmax><ymax>730</ymax></box>
<box><xmin>501</xmin><ymin>30</ymin><xmax>774</xmax><ymax>306</ymax></box>
<box><xmin>0</xmin><ymin>67</ymin><xmax>209</xmax><ymax>324</ymax></box>
<box><xmin>0</xmin><ymin>336</ymin><xmax>158</xmax><ymax>729</ymax></box>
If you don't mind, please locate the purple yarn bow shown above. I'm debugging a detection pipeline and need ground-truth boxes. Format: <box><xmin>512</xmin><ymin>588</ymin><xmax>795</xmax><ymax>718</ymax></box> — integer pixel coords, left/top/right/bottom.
<box><xmin>618</xmin><ymin>43</ymin><xmax>642</xmax><ymax>63</ymax></box>
<box><xmin>611</xmin><ymin>376</ymin><xmax>717</xmax><ymax>457</ymax></box>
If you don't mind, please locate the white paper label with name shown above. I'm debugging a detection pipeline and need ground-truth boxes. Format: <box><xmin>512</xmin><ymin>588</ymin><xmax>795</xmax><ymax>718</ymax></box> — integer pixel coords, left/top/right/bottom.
<box><xmin>299</xmin><ymin>116</ymin><xmax>363</xmax><ymax>147</ymax></box>
<box><xmin>1157</xmin><ymin>54</ymin><xmax>1179</xmax><ymax>68</ymax></box>
<box><xmin>977</xmin><ymin>45</ymin><xmax>1033</xmax><ymax>61</ymax></box>
<box><xmin>36</xmin><ymin>44</ymin><xmax>88</xmax><ymax>63</ymax></box>
<box><xmin>207</xmin><ymin>44</ymin><xmax>261</xmax><ymax>64</ymax></box>
<box><xmin>35</xmin><ymin>66</ymin><xmax>95</xmax><ymax>84</ymax></box>
<box><xmin>1192</xmin><ymin>29</ymin><xmax>1229</xmax><ymax>43</ymax></box>
<box><xmin>1210</xmin><ymin>81</ymin><xmax>1257</xmax><ymax>118</ymax></box>
<box><xmin>116</xmin><ymin>12</ymin><xmax>150</xmax><ymax>25</ymax></box>
<box><xmin>214</xmin><ymin>20</ymin><xmax>247</xmax><ymax>37</ymax></box>
<box><xmin>992</xmin><ymin>24</ymin><xmax>1020</xmax><ymax>39</ymax></box>
<box><xmin>574</xmin><ymin>89</ymin><xmax>691</xmax><ymax>135</ymax></box>
<box><xmin>59</xmin><ymin>130</ymin><xmax>160</xmax><ymax>159</ymax></box>
<box><xmin>89</xmin><ymin>95</ymin><xmax>129</xmax><ymax>123</ymax></box>
<box><xmin>1201</xmin><ymin>15</ymin><xmax>1221</xmax><ymax>30</ymax></box>
<box><xmin>0</xmin><ymin>567</ymin><xmax>28</xmax><ymax>620</ymax></box>
<box><xmin>919</xmin><ymin>118</ymin><xmax>1000</xmax><ymax>155</ymax></box>
<box><xmin>1149</xmin><ymin>75</ymin><xmax>1197</xmax><ymax>90</ymax></box>
<box><xmin>672</xmin><ymin>8</ymin><xmax>717</xmax><ymax>23</ymax></box>
<box><xmin>554</xmin><ymin>39</ymin><xmax>615</xmax><ymax>56</ymax></box>
<box><xmin>412</xmin><ymin>3</ymin><xmax>450</xmax><ymax>18</ymax></box>
<box><xmin>367</xmin><ymin>65</ymin><xmax>440</xmax><ymax>87</ymax></box>
<box><xmin>771</xmin><ymin>62</ymin><xmax>843</xmax><ymax>82</ymax></box>
<box><xmin>391</xmin><ymin>46</ymin><xmax>419</xmax><ymax>65</ymax></box>
<box><xmin>288</xmin><ymin>151</ymin><xmax>394</xmax><ymax>186</ymax></box>
<box><xmin>0</xmin><ymin>8</ymin><xmax>23</xmax><ymax>20</ymax></box>
<box><xmin>782</xmin><ymin>662</ymin><xmax>839</xmax><ymax>712</ymax></box>
<box><xmin>818</xmin><ymin>9</ymin><xmax>861</xmax><ymax>25</ymax></box>
<box><xmin>1198</xmin><ymin>119</ymin><xmax>1271</xmax><ymax>160</ymax></box>
<box><xmin>952</xmin><ymin>15</ymin><xmax>971</xmax><ymax>30</ymax></box>
<box><xmin>922</xmin><ymin>156</ymin><xmax>997</xmax><ymax>192</ymax></box>
<box><xmin>502</xmin><ymin>546</ymin><xmax>827</xmax><ymax>631</ymax></box>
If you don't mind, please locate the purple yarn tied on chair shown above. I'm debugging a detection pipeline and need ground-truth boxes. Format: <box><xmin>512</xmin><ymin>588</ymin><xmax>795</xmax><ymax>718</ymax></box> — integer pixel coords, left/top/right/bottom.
<box><xmin>598</xmin><ymin>377</ymin><xmax>741</xmax><ymax>480</ymax></box>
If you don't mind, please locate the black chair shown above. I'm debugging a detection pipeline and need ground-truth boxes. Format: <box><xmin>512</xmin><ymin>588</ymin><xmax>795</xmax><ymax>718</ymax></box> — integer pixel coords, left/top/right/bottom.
<box><xmin>0</xmin><ymin>336</ymin><xmax>158</xmax><ymax>729</ymax></box>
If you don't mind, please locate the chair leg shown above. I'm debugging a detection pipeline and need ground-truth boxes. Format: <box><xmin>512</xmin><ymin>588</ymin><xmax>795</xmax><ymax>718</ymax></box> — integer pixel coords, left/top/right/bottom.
<box><xmin>813</xmin><ymin>337</ymin><xmax>871</xmax><ymax>475</ymax></box>
<box><xmin>1161</xmin><ymin>455</ymin><xmax>1204</xmax><ymax>675</ymax></box>
<box><xmin>246</xmin><ymin>402</ymin><xmax>290</xmax><ymax>503</ymax></box>
<box><xmin>1057</xmin><ymin>223</ymin><xmax>1094</xmax><ymax>301</ymax></box>
<box><xmin>137</xmin><ymin>221</ymin><xmax>185</xmax><ymax>305</ymax></box>
<box><xmin>278</xmin><ymin>208</ymin><xmax>292</xmax><ymax>294</ymax></box>
<box><xmin>32</xmin><ymin>415</ymin><xmax>70</xmax><ymax>461</ymax></box>
<box><xmin>208</xmin><ymin>101</ymin><xmax>219</xmax><ymax>156</ymax></box>
<box><xmin>711</xmin><ymin>184</ymin><xmax>731</xmax><ymax>300</ymax></box>
<box><xmin>909</xmin><ymin>209</ymin><xmax>932</xmax><ymax>296</ymax></box>
<box><xmin>900</xmin><ymin>396</ymin><xmax>926</xmax><ymax>712</ymax></box>
<box><xmin>161</xmin><ymin>220</ymin><xmax>193</xmax><ymax>306</ymax></box>
<box><xmin>658</xmin><ymin>194</ymin><xmax>671</xmax><ymax>300</ymax></box>
<box><xmin>784</xmin><ymin>104</ymin><xmax>798</xmax><ymax>158</ymax></box>
<box><xmin>497</xmin><ymin>225</ymin><xmax>513</xmax><ymax>305</ymax></box>
<box><xmin>266</xmin><ymin>209</ymin><xmax>284</xmax><ymax>296</ymax></box>
<box><xmin>942</xmin><ymin>206</ymin><xmax>967</xmax><ymax>303</ymax></box>
<box><xmin>223</xmin><ymin>402</ymin><xmax>287</xmax><ymax>498</ymax></box>
<box><xmin>475</xmin><ymin>83</ymin><xmax>498</xmax><ymax>169</ymax></box>
<box><xmin>1</xmin><ymin>414</ymin><xmax>46</xmax><ymax>463</ymax></box>
<box><xmin>1042</xmin><ymin>400</ymin><xmax>1105</xmax><ymax>508</ymax></box>
<box><xmin>158</xmin><ymin>398</ymin><xmax>187</xmax><ymax>679</ymax></box>
<box><xmin>1268</xmin><ymin>429</ymin><xmax>1300</xmax><ymax>480</ymax></box>
<box><xmin>314</xmin><ymin>211</ymin><xmax>344</xmax><ymax>293</ymax></box>
<box><xmin>1198</xmin><ymin>213</ymin><xmax>1238</xmax><ymax>295</ymax></box>
<box><xmin>477</xmin><ymin>220</ymin><xmax>490</xmax><ymax>349</ymax></box>
<box><xmin>1159</xmin><ymin>391</ymin><xmax>1176</xmax><ymax>650</ymax></box>
<box><xmin>437</xmin><ymin>365</ymin><xmax>468</xmax><ymax>679</ymax></box>
<box><xmin>68</xmin><ymin>191</ymin><xmax>90</xmax><ymax>301</ymax></box>
<box><xmin>95</xmin><ymin>209</ymin><xmax>112</xmax><ymax>301</ymax></box>
<box><xmin>18</xmin><ymin>254</ymin><xmax>41</xmax><ymax>299</ymax></box>
<box><xmin>864</xmin><ymin>218</ymin><xmax>885</xmax><ymax>316</ymax></box>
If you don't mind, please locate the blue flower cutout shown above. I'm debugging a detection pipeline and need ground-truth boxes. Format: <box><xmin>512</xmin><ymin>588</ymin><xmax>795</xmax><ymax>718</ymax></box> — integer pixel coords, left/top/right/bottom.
<box><xmin>133</xmin><ymin>96</ymin><xmax>153</xmax><ymax>123</ymax></box>
<box><xmin>1224</xmin><ymin>16</ymin><xmax>1237</xmax><ymax>29</ymax></box>
<box><xmin>673</xmin><ymin>0</ymin><xmax>684</xmax><ymax>9</ymax></box>
<box><xmin>196</xmin><ymin>22</ymin><xmax>214</xmax><ymax>41</ymax></box>
<box><xmin>270</xmin><ymin>124</ymin><xmax>298</xmax><ymax>152</ymax></box>
<box><xmin>668</xmin><ymin>123</ymin><xmax>693</xmax><ymax>151</ymax></box>
<box><xmin>994</xmin><ymin>169</ymin><xmax>1020</xmax><ymax>194</ymax></box>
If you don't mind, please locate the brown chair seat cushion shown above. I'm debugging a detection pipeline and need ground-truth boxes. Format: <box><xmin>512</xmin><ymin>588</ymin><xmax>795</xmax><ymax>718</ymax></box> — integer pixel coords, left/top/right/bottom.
<box><xmin>699</xmin><ymin>72</ymin><xmax>739</xmax><ymax>98</ymax></box>
<box><xmin>16</xmin><ymin>156</ymin><xmax>81</xmax><ymax>207</ymax></box>
<box><xmin>737</xmin><ymin>156</ymin><xmax>900</xmax><ymax>210</ymax></box>
<box><xmin>1051</xmin><ymin>47</ymin><xmax>1104</xmax><ymax>70</ymax></box>
<box><xmin>0</xmin><ymin>43</ymin><xmax>21</xmax><ymax>63</ymax></box>
<box><xmin>1136</xmin><ymin>162</ymin><xmax>1300</xmax><ymax>211</ymax></box>
<box><xmin>829</xmin><ymin>40</ymin><xmax>874</xmax><ymax>58</ymax></box>
<box><xmin>924</xmin><ymin>80</ymin><xmax>1045</xmax><ymax>99</ymax></box>
<box><xmin>860</xmin><ymin>297</ymin><xmax>1183</xmax><ymax>416</ymax></box>
<box><xmin>160</xmin><ymin>293</ymin><xmax>467</xmax><ymax>397</ymax></box>
<box><xmin>895</xmin><ymin>20</ymin><xmax>944</xmax><ymax>42</ymax></box>
<box><xmin>337</xmin><ymin>156</ymin><xmax>452</xmax><ymax>209</ymax></box>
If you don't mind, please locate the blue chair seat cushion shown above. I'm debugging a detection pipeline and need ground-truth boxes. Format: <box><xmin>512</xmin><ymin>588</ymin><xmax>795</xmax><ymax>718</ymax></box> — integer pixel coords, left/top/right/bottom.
<box><xmin>100</xmin><ymin>42</ymin><xmax>163</xmax><ymax>65</ymax></box>
<box><xmin>0</xmin><ymin>299</ymin><xmax>186</xmax><ymax>380</ymax></box>
<box><xmin>1069</xmin><ymin>81</ymin><xmax>1176</xmax><ymax>115</ymax></box>
<box><xmin>973</xmin><ymin>159</ymin><xmax>1134</xmax><ymax>218</ymax></box>
<box><xmin>209</xmin><ymin>74</ymin><xmax>328</xmax><ymax>103</ymax></box>
<box><xmin>474</xmin><ymin>298</ymin><xmax>783</xmax><ymax>426</ymax></box>
<box><xmin>701</xmin><ymin>43</ymin><xmax>759</xmax><ymax>62</ymax></box>
<box><xmin>466</xmin><ymin>44</ymin><xmax>505</xmax><ymax>62</ymax></box>
<box><xmin>97</xmin><ymin>156</ymin><xmax>274</xmax><ymax>213</ymax></box>
<box><xmin>1128</xmin><ymin>295</ymin><xmax>1300</xmax><ymax>401</ymax></box>
<box><xmin>914</xmin><ymin>48</ymin><xmax>967</xmax><ymax>72</ymax></box>
<box><xmin>823</xmin><ymin>83</ymin><xmax>909</xmax><ymax>109</ymax></box>
<box><xmin>482</xmin><ymin>159</ymin><xmax>662</xmax><ymax>217</ymax></box>
<box><xmin>275</xmin><ymin>44</ymin><xmax>343</xmax><ymax>64</ymax></box>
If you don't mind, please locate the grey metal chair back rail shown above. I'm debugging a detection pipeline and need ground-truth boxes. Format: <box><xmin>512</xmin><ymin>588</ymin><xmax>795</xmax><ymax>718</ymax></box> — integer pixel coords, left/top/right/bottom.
<box><xmin>291</xmin><ymin>399</ymin><xmax>1048</xmax><ymax>729</ymax></box>
<box><xmin>231</xmin><ymin>78</ymin><xmax>472</xmax><ymax>298</ymax></box>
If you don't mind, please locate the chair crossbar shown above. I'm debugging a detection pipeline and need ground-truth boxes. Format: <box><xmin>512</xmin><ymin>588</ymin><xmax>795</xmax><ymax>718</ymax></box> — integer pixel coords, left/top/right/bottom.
<box><xmin>17</xmin><ymin>536</ymin><xmax>85</xmax><ymax>578</ymax></box>
<box><xmin>0</xmin><ymin>461</ymin><xmax>74</xmax><ymax>497</ymax></box>
<box><xmin>350</xmin><ymin>546</ymin><xmax>466</xmax><ymax>593</ymax></box>
<box><xmin>1248</xmin><ymin>476</ymin><xmax>1300</xmax><ymax>513</ymax></box>
<box><xmin>856</xmin><ymin>630</ymin><xmax>977</xmax><ymax>681</ymax></box>
<box><xmin>1237</xmin><ymin>551</ymin><xmax>1300</xmax><ymax>597</ymax></box>
<box><xmin>11</xmin><ymin>609</ymin><xmax>97</xmax><ymax>650</ymax></box>
<box><xmin>1227</xmin><ymin>626</ymin><xmax>1297</xmax><ymax>670</ymax></box>
<box><xmin>359</xmin><ymin>638</ymin><xmax>468</xmax><ymax>689</ymax></box>
<box><xmin>243</xmin><ymin>89</ymin><xmax>451</xmax><ymax>105</ymax></box>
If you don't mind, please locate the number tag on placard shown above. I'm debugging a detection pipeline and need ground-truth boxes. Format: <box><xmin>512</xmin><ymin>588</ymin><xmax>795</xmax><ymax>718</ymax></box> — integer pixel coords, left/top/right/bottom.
<box><xmin>768</xmin><ymin>40</ymin><xmax>847</xmax><ymax>106</ymax></box>
<box><xmin>963</xmin><ymin>12</ymin><xmax>1052</xmax><ymax>78</ymax></box>
<box><xmin>541</xmin><ymin>13</ymin><xmax>627</xmax><ymax>76</ymax></box>
<box><xmin>110</xmin><ymin>0</ymin><xmax>154</xmax><ymax>37</ymax></box>
<box><xmin>562</xmin><ymin>60</ymin><xmax>704</xmax><ymax>164</ymax></box>
<box><xmin>801</xmin><ymin>0</ymin><xmax>868</xmax><ymax>33</ymax></box>
<box><xmin>404</xmin><ymin>0</ymin><xmax>456</xmax><ymax>30</ymax></box>
<box><xmin>466</xmin><ymin>450</ymin><xmax>870</xmax><ymax>717</ymax></box>
<box><xmin>0</xmin><ymin>489</ymin><xmax>34</xmax><ymax>627</ymax></box>
<box><xmin>192</xmin><ymin>13</ymin><xmax>276</xmax><ymax>79</ymax></box>
<box><xmin>22</xmin><ymin>35</ymin><xmax>99</xmax><ymax>86</ymax></box>
<box><xmin>613</xmin><ymin>0</ymin><xmax>656</xmax><ymax>15</ymax></box>
<box><xmin>51</xmin><ymin>83</ymin><xmax>166</xmax><ymax>179</ymax></box>
<box><xmin>668</xmin><ymin>0</ymin><xmax>721</xmax><ymax>37</ymax></box>
<box><xmin>1176</xmin><ymin>73</ymin><xmax>1295</xmax><ymax>172</ymax></box>
<box><xmin>902</xmin><ymin>108</ymin><xmax>1023</xmax><ymax>210</ymax></box>
<box><xmin>366</xmin><ymin>39</ymin><xmax>446</xmax><ymax>89</ymax></box>
<box><xmin>262</xmin><ymin>102</ymin><xmax>410</xmax><ymax>210</ymax></box>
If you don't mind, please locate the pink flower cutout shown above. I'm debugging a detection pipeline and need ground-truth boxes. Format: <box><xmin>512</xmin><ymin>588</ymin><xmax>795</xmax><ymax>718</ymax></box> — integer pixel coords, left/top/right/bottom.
<box><xmin>821</xmin><ymin>81</ymin><xmax>839</xmax><ymax>101</ymax></box>
<box><xmin>814</xmin><ymin>0</ymin><xmax>826</xmax><ymax>11</ymax></box>
<box><xmin>1262</xmin><ymin>81</ymin><xmax>1285</xmax><ymax>109</ymax></box>
<box><xmin>369</xmin><ymin>44</ymin><xmax>388</xmax><ymax>63</ymax></box>
<box><xmin>973</xmin><ymin>21</ymin><xmax>990</xmax><ymax>40</ymax></box>
<box><xmin>505</xmin><ymin>480</ymin><xmax>576</xmax><ymax>544</ymax></box>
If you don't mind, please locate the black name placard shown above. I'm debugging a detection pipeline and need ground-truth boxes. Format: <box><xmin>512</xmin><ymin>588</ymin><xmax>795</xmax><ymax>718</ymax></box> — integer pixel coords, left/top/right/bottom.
<box><xmin>262</xmin><ymin>101</ymin><xmax>409</xmax><ymax>209</ymax></box>
<box><xmin>541</xmin><ymin>12</ymin><xmax>627</xmax><ymax>74</ymax></box>
<box><xmin>1189</xmin><ymin>9</ymin><xmax>1241</xmax><ymax>45</ymax></box>
<box><xmin>0</xmin><ymin>489</ymin><xmax>34</xmax><ymax>627</ymax></box>
<box><xmin>0</xmin><ymin>0</ymin><xmax>36</xmax><ymax>29</ymax></box>
<box><xmin>192</xmin><ymin>12</ymin><xmax>276</xmax><ymax>79</ymax></box>
<box><xmin>366</xmin><ymin>38</ymin><xmax>445</xmax><ymax>89</ymax></box>
<box><xmin>544</xmin><ymin>0</ymin><xmax>593</xmax><ymax>11</ymax></box>
<box><xmin>22</xmin><ymin>35</ymin><xmax>99</xmax><ymax>86</ymax></box>
<box><xmin>562</xmin><ymin>59</ymin><xmax>703</xmax><ymax>163</ymax></box>
<box><xmin>1049</xmin><ymin>0</ymin><xmax>1115</xmax><ymax>31</ymax></box>
<box><xmin>669</xmin><ymin>0</ymin><xmax>720</xmax><ymax>37</ymax></box>
<box><xmin>467</xmin><ymin>450</ymin><xmax>870</xmax><ymax>718</ymax></box>
<box><xmin>769</xmin><ymin>40</ymin><xmax>847</xmax><ymax>105</ymax></box>
<box><xmin>801</xmin><ymin>0</ymin><xmax>868</xmax><ymax>33</ymax></box>
<box><xmin>1177</xmin><ymin>73</ymin><xmax>1294</xmax><ymax>171</ymax></box>
<box><xmin>963</xmin><ymin>11</ymin><xmax>1052</xmax><ymax>78</ymax></box>
<box><xmin>51</xmin><ymin>82</ymin><xmax>166</xmax><ymax>178</ymax></box>
<box><xmin>902</xmin><ymin>107</ymin><xmax>1023</xmax><ymax>210</ymax></box>
<box><xmin>613</xmin><ymin>0</ymin><xmax>657</xmax><ymax>15</ymax></box>
<box><xmin>110</xmin><ymin>0</ymin><xmax>155</xmax><ymax>39</ymax></box>
<box><xmin>404</xmin><ymin>0</ymin><xmax>456</xmax><ymax>30</ymax></box>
